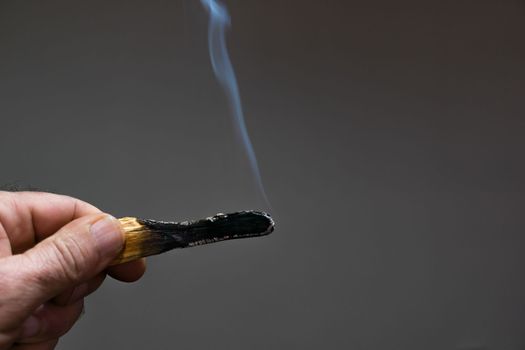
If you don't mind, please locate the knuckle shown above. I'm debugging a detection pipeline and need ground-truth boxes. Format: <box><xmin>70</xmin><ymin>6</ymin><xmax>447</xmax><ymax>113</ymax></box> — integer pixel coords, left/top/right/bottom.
<box><xmin>30</xmin><ymin>235</ymin><xmax>93</xmax><ymax>287</ymax></box>
<box><xmin>49</xmin><ymin>235</ymin><xmax>92</xmax><ymax>284</ymax></box>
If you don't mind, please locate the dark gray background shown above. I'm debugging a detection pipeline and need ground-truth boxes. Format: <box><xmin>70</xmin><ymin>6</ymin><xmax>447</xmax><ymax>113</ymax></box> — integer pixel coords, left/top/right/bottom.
<box><xmin>1</xmin><ymin>0</ymin><xmax>524</xmax><ymax>349</ymax></box>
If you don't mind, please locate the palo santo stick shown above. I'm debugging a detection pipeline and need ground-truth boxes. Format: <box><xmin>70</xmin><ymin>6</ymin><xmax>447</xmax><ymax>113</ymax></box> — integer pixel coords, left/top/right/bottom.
<box><xmin>111</xmin><ymin>211</ymin><xmax>274</xmax><ymax>265</ymax></box>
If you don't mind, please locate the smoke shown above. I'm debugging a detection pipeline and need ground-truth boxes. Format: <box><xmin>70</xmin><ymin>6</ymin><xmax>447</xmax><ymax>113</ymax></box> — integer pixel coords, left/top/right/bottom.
<box><xmin>200</xmin><ymin>0</ymin><xmax>270</xmax><ymax>207</ymax></box>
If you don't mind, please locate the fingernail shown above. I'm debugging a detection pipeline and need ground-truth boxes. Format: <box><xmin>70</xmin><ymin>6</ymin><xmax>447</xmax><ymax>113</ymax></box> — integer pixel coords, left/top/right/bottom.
<box><xmin>90</xmin><ymin>215</ymin><xmax>124</xmax><ymax>258</ymax></box>
<box><xmin>21</xmin><ymin>315</ymin><xmax>40</xmax><ymax>338</ymax></box>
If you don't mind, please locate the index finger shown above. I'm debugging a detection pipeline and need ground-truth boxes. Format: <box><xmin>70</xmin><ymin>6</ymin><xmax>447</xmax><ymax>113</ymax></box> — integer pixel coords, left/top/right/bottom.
<box><xmin>0</xmin><ymin>191</ymin><xmax>101</xmax><ymax>254</ymax></box>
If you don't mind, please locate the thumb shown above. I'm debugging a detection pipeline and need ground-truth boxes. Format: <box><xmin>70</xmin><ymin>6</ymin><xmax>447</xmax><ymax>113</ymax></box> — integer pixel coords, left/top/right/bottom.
<box><xmin>2</xmin><ymin>214</ymin><xmax>124</xmax><ymax>324</ymax></box>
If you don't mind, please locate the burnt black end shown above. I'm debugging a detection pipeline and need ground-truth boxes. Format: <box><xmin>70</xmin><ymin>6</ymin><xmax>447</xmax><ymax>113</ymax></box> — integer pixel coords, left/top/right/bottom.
<box><xmin>139</xmin><ymin>211</ymin><xmax>274</xmax><ymax>248</ymax></box>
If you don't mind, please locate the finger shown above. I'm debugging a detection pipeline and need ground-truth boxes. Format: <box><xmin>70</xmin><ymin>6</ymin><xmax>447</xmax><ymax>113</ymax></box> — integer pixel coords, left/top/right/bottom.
<box><xmin>52</xmin><ymin>273</ymin><xmax>106</xmax><ymax>306</ymax></box>
<box><xmin>0</xmin><ymin>214</ymin><xmax>124</xmax><ymax>330</ymax></box>
<box><xmin>0</xmin><ymin>221</ymin><xmax>12</xmax><ymax>258</ymax></box>
<box><xmin>12</xmin><ymin>339</ymin><xmax>59</xmax><ymax>350</ymax></box>
<box><xmin>0</xmin><ymin>192</ymin><xmax>100</xmax><ymax>254</ymax></box>
<box><xmin>0</xmin><ymin>327</ymin><xmax>19</xmax><ymax>350</ymax></box>
<box><xmin>24</xmin><ymin>214</ymin><xmax>123</xmax><ymax>298</ymax></box>
<box><xmin>108</xmin><ymin>258</ymin><xmax>146</xmax><ymax>283</ymax></box>
<box><xmin>18</xmin><ymin>300</ymin><xmax>83</xmax><ymax>343</ymax></box>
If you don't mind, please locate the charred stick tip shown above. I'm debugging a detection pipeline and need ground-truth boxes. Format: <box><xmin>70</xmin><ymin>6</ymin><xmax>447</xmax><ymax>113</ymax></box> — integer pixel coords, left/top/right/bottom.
<box><xmin>111</xmin><ymin>211</ymin><xmax>274</xmax><ymax>265</ymax></box>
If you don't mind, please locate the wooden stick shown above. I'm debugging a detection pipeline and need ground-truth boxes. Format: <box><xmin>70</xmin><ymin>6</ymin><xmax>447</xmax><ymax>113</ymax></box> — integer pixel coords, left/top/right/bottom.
<box><xmin>111</xmin><ymin>211</ymin><xmax>274</xmax><ymax>265</ymax></box>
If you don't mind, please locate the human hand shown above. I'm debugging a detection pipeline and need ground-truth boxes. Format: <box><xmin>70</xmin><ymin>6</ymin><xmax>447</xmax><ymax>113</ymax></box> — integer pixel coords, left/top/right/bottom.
<box><xmin>0</xmin><ymin>191</ymin><xmax>146</xmax><ymax>349</ymax></box>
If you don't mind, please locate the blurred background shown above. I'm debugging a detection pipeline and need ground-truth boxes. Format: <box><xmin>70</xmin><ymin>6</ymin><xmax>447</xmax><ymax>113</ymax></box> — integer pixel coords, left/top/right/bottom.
<box><xmin>0</xmin><ymin>0</ymin><xmax>524</xmax><ymax>349</ymax></box>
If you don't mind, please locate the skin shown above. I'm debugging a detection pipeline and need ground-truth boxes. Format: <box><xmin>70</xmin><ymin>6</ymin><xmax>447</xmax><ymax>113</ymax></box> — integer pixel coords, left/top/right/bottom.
<box><xmin>0</xmin><ymin>191</ymin><xmax>146</xmax><ymax>349</ymax></box>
